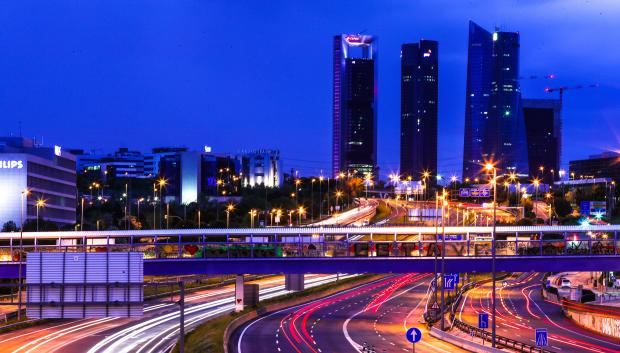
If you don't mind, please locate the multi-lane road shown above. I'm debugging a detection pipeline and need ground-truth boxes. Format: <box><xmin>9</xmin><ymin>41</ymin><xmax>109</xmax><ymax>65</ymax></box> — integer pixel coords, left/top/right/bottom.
<box><xmin>233</xmin><ymin>273</ymin><xmax>468</xmax><ymax>353</ymax></box>
<box><xmin>0</xmin><ymin>274</ymin><xmax>350</xmax><ymax>353</ymax></box>
<box><xmin>456</xmin><ymin>273</ymin><xmax>620</xmax><ymax>353</ymax></box>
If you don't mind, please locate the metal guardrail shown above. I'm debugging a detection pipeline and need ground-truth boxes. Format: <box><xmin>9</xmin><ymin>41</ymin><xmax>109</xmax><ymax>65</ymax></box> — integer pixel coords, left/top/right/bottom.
<box><xmin>452</xmin><ymin>320</ymin><xmax>553</xmax><ymax>353</ymax></box>
<box><xmin>444</xmin><ymin>275</ymin><xmax>555</xmax><ymax>353</ymax></box>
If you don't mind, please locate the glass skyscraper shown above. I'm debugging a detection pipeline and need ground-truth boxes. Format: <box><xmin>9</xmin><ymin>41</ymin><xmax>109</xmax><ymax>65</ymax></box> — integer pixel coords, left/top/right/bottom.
<box><xmin>332</xmin><ymin>34</ymin><xmax>377</xmax><ymax>178</ymax></box>
<box><xmin>523</xmin><ymin>99</ymin><xmax>562</xmax><ymax>183</ymax></box>
<box><xmin>400</xmin><ymin>40</ymin><xmax>438</xmax><ymax>181</ymax></box>
<box><xmin>462</xmin><ymin>21</ymin><xmax>528</xmax><ymax>179</ymax></box>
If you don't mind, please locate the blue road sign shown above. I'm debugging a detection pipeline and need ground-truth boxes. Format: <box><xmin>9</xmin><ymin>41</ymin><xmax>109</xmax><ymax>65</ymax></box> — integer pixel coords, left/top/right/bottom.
<box><xmin>451</xmin><ymin>273</ymin><xmax>460</xmax><ymax>284</ymax></box>
<box><xmin>478</xmin><ymin>313</ymin><xmax>489</xmax><ymax>329</ymax></box>
<box><xmin>444</xmin><ymin>275</ymin><xmax>456</xmax><ymax>290</ymax></box>
<box><xmin>535</xmin><ymin>328</ymin><xmax>548</xmax><ymax>347</ymax></box>
<box><xmin>406</xmin><ymin>327</ymin><xmax>422</xmax><ymax>344</ymax></box>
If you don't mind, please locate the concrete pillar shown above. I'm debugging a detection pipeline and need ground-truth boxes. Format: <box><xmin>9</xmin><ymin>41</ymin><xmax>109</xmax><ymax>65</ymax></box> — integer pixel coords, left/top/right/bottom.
<box><xmin>285</xmin><ymin>273</ymin><xmax>305</xmax><ymax>291</ymax></box>
<box><xmin>235</xmin><ymin>274</ymin><xmax>244</xmax><ymax>312</ymax></box>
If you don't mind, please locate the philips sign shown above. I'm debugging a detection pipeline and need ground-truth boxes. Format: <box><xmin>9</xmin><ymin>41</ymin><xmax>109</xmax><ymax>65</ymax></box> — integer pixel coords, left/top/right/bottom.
<box><xmin>0</xmin><ymin>160</ymin><xmax>24</xmax><ymax>169</ymax></box>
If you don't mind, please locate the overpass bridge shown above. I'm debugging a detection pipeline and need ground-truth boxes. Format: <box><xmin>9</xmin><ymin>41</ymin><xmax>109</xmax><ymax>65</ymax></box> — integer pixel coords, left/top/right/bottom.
<box><xmin>0</xmin><ymin>225</ymin><xmax>618</xmax><ymax>277</ymax></box>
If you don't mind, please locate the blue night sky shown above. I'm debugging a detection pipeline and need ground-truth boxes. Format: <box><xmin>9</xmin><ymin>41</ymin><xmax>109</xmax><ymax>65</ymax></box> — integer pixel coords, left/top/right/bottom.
<box><xmin>1</xmin><ymin>1</ymin><xmax>619</xmax><ymax>179</ymax></box>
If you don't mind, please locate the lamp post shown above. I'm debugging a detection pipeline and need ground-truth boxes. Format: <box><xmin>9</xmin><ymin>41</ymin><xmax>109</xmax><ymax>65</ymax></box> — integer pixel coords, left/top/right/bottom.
<box><xmin>533</xmin><ymin>178</ymin><xmax>541</xmax><ymax>222</ymax></box>
<box><xmin>35</xmin><ymin>199</ymin><xmax>46</xmax><ymax>232</ymax></box>
<box><xmin>295</xmin><ymin>179</ymin><xmax>301</xmax><ymax>208</ymax></box>
<box><xmin>137</xmin><ymin>198</ymin><xmax>144</xmax><ymax>223</ymax></box>
<box><xmin>298</xmin><ymin>206</ymin><xmax>305</xmax><ymax>225</ymax></box>
<box><xmin>17</xmin><ymin>188</ymin><xmax>29</xmax><ymax>320</ymax></box>
<box><xmin>319</xmin><ymin>176</ymin><xmax>324</xmax><ymax>218</ymax></box>
<box><xmin>485</xmin><ymin>163</ymin><xmax>498</xmax><ymax>348</ymax></box>
<box><xmin>335</xmin><ymin>191</ymin><xmax>343</xmax><ymax>212</ymax></box>
<box><xmin>423</xmin><ymin>172</ymin><xmax>430</xmax><ymax>201</ymax></box>
<box><xmin>287</xmin><ymin>210</ymin><xmax>294</xmax><ymax>226</ymax></box>
<box><xmin>440</xmin><ymin>189</ymin><xmax>448</xmax><ymax>331</ymax></box>
<box><xmin>311</xmin><ymin>179</ymin><xmax>315</xmax><ymax>222</ymax></box>
<box><xmin>158</xmin><ymin>178</ymin><xmax>167</xmax><ymax>229</ymax></box>
<box><xmin>80</xmin><ymin>197</ymin><xmax>84</xmax><ymax>231</ymax></box>
<box><xmin>166</xmin><ymin>203</ymin><xmax>170</xmax><ymax>229</ymax></box>
<box><xmin>249</xmin><ymin>209</ymin><xmax>257</xmax><ymax>228</ymax></box>
<box><xmin>226</xmin><ymin>204</ymin><xmax>234</xmax><ymax>228</ymax></box>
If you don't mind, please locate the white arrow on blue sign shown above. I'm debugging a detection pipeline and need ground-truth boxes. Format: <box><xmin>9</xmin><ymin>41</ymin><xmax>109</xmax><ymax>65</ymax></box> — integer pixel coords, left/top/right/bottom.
<box><xmin>535</xmin><ymin>328</ymin><xmax>548</xmax><ymax>347</ymax></box>
<box><xmin>444</xmin><ymin>275</ymin><xmax>456</xmax><ymax>290</ymax></box>
<box><xmin>478</xmin><ymin>313</ymin><xmax>489</xmax><ymax>329</ymax></box>
<box><xmin>406</xmin><ymin>327</ymin><xmax>422</xmax><ymax>344</ymax></box>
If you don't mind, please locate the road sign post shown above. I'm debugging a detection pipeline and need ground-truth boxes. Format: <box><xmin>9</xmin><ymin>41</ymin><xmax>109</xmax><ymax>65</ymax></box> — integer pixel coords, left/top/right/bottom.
<box><xmin>478</xmin><ymin>313</ymin><xmax>489</xmax><ymax>329</ymax></box>
<box><xmin>443</xmin><ymin>274</ymin><xmax>456</xmax><ymax>290</ymax></box>
<box><xmin>406</xmin><ymin>327</ymin><xmax>422</xmax><ymax>353</ymax></box>
<box><xmin>535</xmin><ymin>328</ymin><xmax>548</xmax><ymax>347</ymax></box>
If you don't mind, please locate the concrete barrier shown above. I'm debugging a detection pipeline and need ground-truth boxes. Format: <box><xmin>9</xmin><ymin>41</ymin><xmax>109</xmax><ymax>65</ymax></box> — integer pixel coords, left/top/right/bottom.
<box><xmin>430</xmin><ymin>327</ymin><xmax>504</xmax><ymax>353</ymax></box>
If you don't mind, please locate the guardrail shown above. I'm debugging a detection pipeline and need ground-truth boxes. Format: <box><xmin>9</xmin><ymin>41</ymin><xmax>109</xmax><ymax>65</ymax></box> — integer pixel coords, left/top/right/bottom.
<box><xmin>0</xmin><ymin>236</ymin><xmax>617</xmax><ymax>262</ymax></box>
<box><xmin>443</xmin><ymin>275</ymin><xmax>555</xmax><ymax>353</ymax></box>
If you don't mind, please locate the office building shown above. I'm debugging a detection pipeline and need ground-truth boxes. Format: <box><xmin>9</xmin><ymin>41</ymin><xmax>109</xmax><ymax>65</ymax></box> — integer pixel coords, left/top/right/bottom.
<box><xmin>569</xmin><ymin>152</ymin><xmax>620</xmax><ymax>181</ymax></box>
<box><xmin>159</xmin><ymin>151</ymin><xmax>202</xmax><ymax>204</ymax></box>
<box><xmin>144</xmin><ymin>147</ymin><xmax>188</xmax><ymax>177</ymax></box>
<box><xmin>238</xmin><ymin>149</ymin><xmax>282</xmax><ymax>188</ymax></box>
<box><xmin>462</xmin><ymin>21</ymin><xmax>528</xmax><ymax>179</ymax></box>
<box><xmin>0</xmin><ymin>137</ymin><xmax>76</xmax><ymax>227</ymax></box>
<box><xmin>400</xmin><ymin>40</ymin><xmax>438</xmax><ymax>181</ymax></box>
<box><xmin>73</xmin><ymin>148</ymin><xmax>146</xmax><ymax>181</ymax></box>
<box><xmin>332</xmin><ymin>34</ymin><xmax>378</xmax><ymax>178</ymax></box>
<box><xmin>523</xmin><ymin>99</ymin><xmax>561</xmax><ymax>183</ymax></box>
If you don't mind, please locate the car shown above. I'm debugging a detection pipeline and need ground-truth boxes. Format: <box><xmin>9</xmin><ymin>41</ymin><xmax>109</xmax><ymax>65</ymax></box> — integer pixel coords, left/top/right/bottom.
<box><xmin>560</xmin><ymin>278</ymin><xmax>571</xmax><ymax>288</ymax></box>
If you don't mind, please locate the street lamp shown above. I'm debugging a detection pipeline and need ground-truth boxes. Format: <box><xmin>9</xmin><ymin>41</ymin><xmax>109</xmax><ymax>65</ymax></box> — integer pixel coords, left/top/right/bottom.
<box><xmin>484</xmin><ymin>162</ymin><xmax>498</xmax><ymax>348</ymax></box>
<box><xmin>533</xmin><ymin>178</ymin><xmax>541</xmax><ymax>221</ymax></box>
<box><xmin>249</xmin><ymin>209</ymin><xmax>257</xmax><ymax>228</ymax></box>
<box><xmin>226</xmin><ymin>204</ymin><xmax>235</xmax><ymax>228</ymax></box>
<box><xmin>295</xmin><ymin>179</ymin><xmax>301</xmax><ymax>207</ymax></box>
<box><xmin>319</xmin><ymin>176</ymin><xmax>324</xmax><ymax>218</ymax></box>
<box><xmin>35</xmin><ymin>199</ymin><xmax>46</xmax><ymax>232</ymax></box>
<box><xmin>298</xmin><ymin>206</ymin><xmax>305</xmax><ymax>225</ymax></box>
<box><xmin>335</xmin><ymin>191</ymin><xmax>343</xmax><ymax>212</ymax></box>
<box><xmin>311</xmin><ymin>178</ymin><xmax>316</xmax><ymax>222</ymax></box>
<box><xmin>423</xmin><ymin>171</ymin><xmax>430</xmax><ymax>200</ymax></box>
<box><xmin>18</xmin><ymin>188</ymin><xmax>29</xmax><ymax>321</ymax></box>
<box><xmin>157</xmin><ymin>178</ymin><xmax>167</xmax><ymax>229</ymax></box>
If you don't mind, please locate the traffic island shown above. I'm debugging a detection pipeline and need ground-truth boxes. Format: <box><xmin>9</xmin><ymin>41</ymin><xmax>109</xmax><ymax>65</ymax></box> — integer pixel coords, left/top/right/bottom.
<box><xmin>169</xmin><ymin>274</ymin><xmax>382</xmax><ymax>353</ymax></box>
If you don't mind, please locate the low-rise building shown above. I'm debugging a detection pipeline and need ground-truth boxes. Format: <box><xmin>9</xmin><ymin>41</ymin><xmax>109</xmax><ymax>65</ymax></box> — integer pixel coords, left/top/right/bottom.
<box><xmin>0</xmin><ymin>137</ymin><xmax>76</xmax><ymax>227</ymax></box>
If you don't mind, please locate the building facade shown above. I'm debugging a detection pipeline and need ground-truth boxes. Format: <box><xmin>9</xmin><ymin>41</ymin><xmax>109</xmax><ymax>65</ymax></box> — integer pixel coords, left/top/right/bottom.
<box><xmin>332</xmin><ymin>34</ymin><xmax>378</xmax><ymax>178</ymax></box>
<box><xmin>570</xmin><ymin>152</ymin><xmax>620</xmax><ymax>181</ymax></box>
<box><xmin>0</xmin><ymin>137</ymin><xmax>76</xmax><ymax>227</ymax></box>
<box><xmin>523</xmin><ymin>99</ymin><xmax>561</xmax><ymax>183</ymax></box>
<box><xmin>462</xmin><ymin>21</ymin><xmax>528</xmax><ymax>179</ymax></box>
<box><xmin>238</xmin><ymin>149</ymin><xmax>282</xmax><ymax>188</ymax></box>
<box><xmin>400</xmin><ymin>40</ymin><xmax>438</xmax><ymax>181</ymax></box>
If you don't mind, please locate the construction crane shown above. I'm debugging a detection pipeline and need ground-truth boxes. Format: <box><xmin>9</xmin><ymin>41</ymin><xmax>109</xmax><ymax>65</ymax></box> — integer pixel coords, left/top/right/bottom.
<box><xmin>519</xmin><ymin>74</ymin><xmax>556</xmax><ymax>80</ymax></box>
<box><xmin>544</xmin><ymin>83</ymin><xmax>599</xmax><ymax>107</ymax></box>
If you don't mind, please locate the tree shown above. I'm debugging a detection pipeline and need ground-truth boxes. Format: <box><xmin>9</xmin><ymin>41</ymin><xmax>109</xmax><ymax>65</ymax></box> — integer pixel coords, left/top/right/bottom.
<box><xmin>1</xmin><ymin>221</ymin><xmax>18</xmax><ymax>232</ymax></box>
<box><xmin>554</xmin><ymin>199</ymin><xmax>573</xmax><ymax>218</ymax></box>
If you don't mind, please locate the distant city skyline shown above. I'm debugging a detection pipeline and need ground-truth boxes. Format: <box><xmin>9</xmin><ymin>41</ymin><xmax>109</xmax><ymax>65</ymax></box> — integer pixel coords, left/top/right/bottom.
<box><xmin>1</xmin><ymin>1</ymin><xmax>619</xmax><ymax>178</ymax></box>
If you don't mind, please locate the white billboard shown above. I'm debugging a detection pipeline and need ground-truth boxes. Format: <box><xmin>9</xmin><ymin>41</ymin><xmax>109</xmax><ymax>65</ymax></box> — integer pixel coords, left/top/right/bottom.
<box><xmin>26</xmin><ymin>252</ymin><xmax>143</xmax><ymax>319</ymax></box>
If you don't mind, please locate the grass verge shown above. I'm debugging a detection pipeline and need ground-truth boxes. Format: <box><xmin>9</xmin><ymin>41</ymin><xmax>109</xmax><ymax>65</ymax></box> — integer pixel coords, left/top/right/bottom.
<box><xmin>170</xmin><ymin>274</ymin><xmax>380</xmax><ymax>353</ymax></box>
<box><xmin>369</xmin><ymin>202</ymin><xmax>390</xmax><ymax>224</ymax></box>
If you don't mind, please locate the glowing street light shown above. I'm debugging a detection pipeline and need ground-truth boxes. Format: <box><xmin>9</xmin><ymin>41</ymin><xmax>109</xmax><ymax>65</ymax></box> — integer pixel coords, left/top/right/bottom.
<box><xmin>484</xmin><ymin>162</ymin><xmax>498</xmax><ymax>348</ymax></box>
<box><xmin>35</xmin><ymin>199</ymin><xmax>46</xmax><ymax>232</ymax></box>
<box><xmin>225</xmin><ymin>204</ymin><xmax>235</xmax><ymax>228</ymax></box>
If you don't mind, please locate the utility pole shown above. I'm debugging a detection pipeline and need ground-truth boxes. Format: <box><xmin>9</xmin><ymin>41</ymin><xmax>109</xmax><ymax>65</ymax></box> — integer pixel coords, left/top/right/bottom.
<box><xmin>178</xmin><ymin>281</ymin><xmax>185</xmax><ymax>353</ymax></box>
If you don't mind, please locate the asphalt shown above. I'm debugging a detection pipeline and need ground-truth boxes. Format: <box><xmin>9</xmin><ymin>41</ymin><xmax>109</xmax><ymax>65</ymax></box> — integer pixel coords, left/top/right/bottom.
<box><xmin>232</xmin><ymin>273</ymin><xmax>468</xmax><ymax>353</ymax></box>
<box><xmin>457</xmin><ymin>273</ymin><xmax>620</xmax><ymax>353</ymax></box>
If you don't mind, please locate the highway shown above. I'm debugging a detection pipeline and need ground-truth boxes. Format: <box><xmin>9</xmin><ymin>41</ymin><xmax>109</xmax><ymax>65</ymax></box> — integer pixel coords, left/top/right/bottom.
<box><xmin>0</xmin><ymin>274</ymin><xmax>349</xmax><ymax>353</ymax></box>
<box><xmin>233</xmin><ymin>273</ymin><xmax>468</xmax><ymax>353</ymax></box>
<box><xmin>456</xmin><ymin>273</ymin><xmax>620</xmax><ymax>353</ymax></box>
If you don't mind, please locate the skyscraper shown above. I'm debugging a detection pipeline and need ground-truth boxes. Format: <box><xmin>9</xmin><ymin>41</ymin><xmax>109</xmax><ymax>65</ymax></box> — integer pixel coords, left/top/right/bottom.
<box><xmin>523</xmin><ymin>99</ymin><xmax>561</xmax><ymax>183</ymax></box>
<box><xmin>400</xmin><ymin>40</ymin><xmax>438</xmax><ymax>180</ymax></box>
<box><xmin>462</xmin><ymin>21</ymin><xmax>528</xmax><ymax>179</ymax></box>
<box><xmin>332</xmin><ymin>34</ymin><xmax>377</xmax><ymax>178</ymax></box>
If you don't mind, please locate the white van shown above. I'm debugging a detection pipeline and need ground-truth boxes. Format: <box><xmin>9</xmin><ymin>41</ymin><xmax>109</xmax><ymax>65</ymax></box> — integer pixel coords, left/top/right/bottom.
<box><xmin>560</xmin><ymin>278</ymin><xmax>571</xmax><ymax>288</ymax></box>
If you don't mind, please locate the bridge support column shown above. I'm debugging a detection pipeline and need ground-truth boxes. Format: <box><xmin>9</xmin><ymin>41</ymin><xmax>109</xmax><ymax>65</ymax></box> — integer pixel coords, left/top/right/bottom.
<box><xmin>235</xmin><ymin>274</ymin><xmax>244</xmax><ymax>312</ymax></box>
<box><xmin>285</xmin><ymin>274</ymin><xmax>304</xmax><ymax>291</ymax></box>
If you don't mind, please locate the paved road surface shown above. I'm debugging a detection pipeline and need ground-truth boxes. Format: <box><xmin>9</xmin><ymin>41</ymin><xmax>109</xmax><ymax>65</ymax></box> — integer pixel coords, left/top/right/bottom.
<box><xmin>457</xmin><ymin>273</ymin><xmax>620</xmax><ymax>353</ymax></box>
<box><xmin>234</xmin><ymin>273</ymin><xmax>468</xmax><ymax>353</ymax></box>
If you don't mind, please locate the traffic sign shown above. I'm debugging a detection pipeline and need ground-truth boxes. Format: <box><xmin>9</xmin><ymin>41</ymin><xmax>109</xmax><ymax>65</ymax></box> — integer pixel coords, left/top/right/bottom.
<box><xmin>478</xmin><ymin>313</ymin><xmax>489</xmax><ymax>329</ymax></box>
<box><xmin>451</xmin><ymin>273</ymin><xmax>460</xmax><ymax>284</ymax></box>
<box><xmin>444</xmin><ymin>275</ymin><xmax>456</xmax><ymax>290</ymax></box>
<box><xmin>406</xmin><ymin>327</ymin><xmax>422</xmax><ymax>344</ymax></box>
<box><xmin>535</xmin><ymin>328</ymin><xmax>548</xmax><ymax>347</ymax></box>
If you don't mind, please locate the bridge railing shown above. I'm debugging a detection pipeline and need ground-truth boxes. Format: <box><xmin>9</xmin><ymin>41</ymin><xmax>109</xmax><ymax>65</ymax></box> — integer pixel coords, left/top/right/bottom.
<box><xmin>0</xmin><ymin>236</ymin><xmax>618</xmax><ymax>261</ymax></box>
